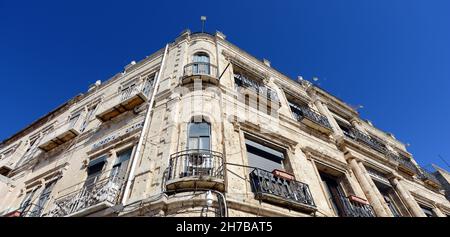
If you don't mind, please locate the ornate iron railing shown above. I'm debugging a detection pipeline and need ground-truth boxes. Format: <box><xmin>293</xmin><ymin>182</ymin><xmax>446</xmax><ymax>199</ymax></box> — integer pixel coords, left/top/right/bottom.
<box><xmin>49</xmin><ymin>176</ymin><xmax>124</xmax><ymax>217</ymax></box>
<box><xmin>387</xmin><ymin>152</ymin><xmax>419</xmax><ymax>174</ymax></box>
<box><xmin>352</xmin><ymin>129</ymin><xmax>387</xmax><ymax>154</ymax></box>
<box><xmin>289</xmin><ymin>104</ymin><xmax>332</xmax><ymax>129</ymax></box>
<box><xmin>343</xmin><ymin>128</ymin><xmax>387</xmax><ymax>154</ymax></box>
<box><xmin>167</xmin><ymin>149</ymin><xmax>224</xmax><ymax>181</ymax></box>
<box><xmin>338</xmin><ymin>196</ymin><xmax>375</xmax><ymax>217</ymax></box>
<box><xmin>418</xmin><ymin>168</ymin><xmax>440</xmax><ymax>186</ymax></box>
<box><xmin>18</xmin><ymin>203</ymin><xmax>47</xmax><ymax>217</ymax></box>
<box><xmin>183</xmin><ymin>62</ymin><xmax>218</xmax><ymax>78</ymax></box>
<box><xmin>234</xmin><ymin>73</ymin><xmax>280</xmax><ymax>103</ymax></box>
<box><xmin>249</xmin><ymin>168</ymin><xmax>316</xmax><ymax>209</ymax></box>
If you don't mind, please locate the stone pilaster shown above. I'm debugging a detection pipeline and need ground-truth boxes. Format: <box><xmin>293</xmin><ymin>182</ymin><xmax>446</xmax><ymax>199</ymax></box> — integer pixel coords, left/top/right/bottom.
<box><xmin>432</xmin><ymin>204</ymin><xmax>446</xmax><ymax>217</ymax></box>
<box><xmin>389</xmin><ymin>177</ymin><xmax>426</xmax><ymax>217</ymax></box>
<box><xmin>313</xmin><ymin>99</ymin><xmax>344</xmax><ymax>139</ymax></box>
<box><xmin>358</xmin><ymin>163</ymin><xmax>394</xmax><ymax>217</ymax></box>
<box><xmin>346</xmin><ymin>157</ymin><xmax>389</xmax><ymax>217</ymax></box>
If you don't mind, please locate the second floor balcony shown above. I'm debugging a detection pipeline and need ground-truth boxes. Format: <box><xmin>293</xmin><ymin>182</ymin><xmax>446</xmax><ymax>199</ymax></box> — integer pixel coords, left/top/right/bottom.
<box><xmin>182</xmin><ymin>62</ymin><xmax>219</xmax><ymax>85</ymax></box>
<box><xmin>249</xmin><ymin>168</ymin><xmax>317</xmax><ymax>213</ymax></box>
<box><xmin>49</xmin><ymin>175</ymin><xmax>124</xmax><ymax>217</ymax></box>
<box><xmin>38</xmin><ymin>116</ymin><xmax>85</xmax><ymax>152</ymax></box>
<box><xmin>96</xmin><ymin>82</ymin><xmax>152</xmax><ymax>122</ymax></box>
<box><xmin>290</xmin><ymin>104</ymin><xmax>333</xmax><ymax>134</ymax></box>
<box><xmin>166</xmin><ymin>149</ymin><xmax>225</xmax><ymax>192</ymax></box>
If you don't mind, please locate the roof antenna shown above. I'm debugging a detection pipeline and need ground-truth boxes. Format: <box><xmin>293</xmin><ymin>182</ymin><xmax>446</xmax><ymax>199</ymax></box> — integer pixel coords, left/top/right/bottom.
<box><xmin>201</xmin><ymin>16</ymin><xmax>207</xmax><ymax>33</ymax></box>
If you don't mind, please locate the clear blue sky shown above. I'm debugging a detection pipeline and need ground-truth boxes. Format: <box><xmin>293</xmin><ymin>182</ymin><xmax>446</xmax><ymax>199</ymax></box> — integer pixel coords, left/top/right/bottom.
<box><xmin>1</xmin><ymin>0</ymin><xmax>449</xmax><ymax>170</ymax></box>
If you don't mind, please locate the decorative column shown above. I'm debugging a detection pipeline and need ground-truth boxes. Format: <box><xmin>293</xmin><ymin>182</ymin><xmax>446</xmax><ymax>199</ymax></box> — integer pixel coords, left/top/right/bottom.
<box><xmin>347</xmin><ymin>157</ymin><xmax>389</xmax><ymax>217</ymax></box>
<box><xmin>313</xmin><ymin>99</ymin><xmax>344</xmax><ymax>139</ymax></box>
<box><xmin>350</xmin><ymin>117</ymin><xmax>366</xmax><ymax>132</ymax></box>
<box><xmin>432</xmin><ymin>204</ymin><xmax>446</xmax><ymax>217</ymax></box>
<box><xmin>389</xmin><ymin>177</ymin><xmax>426</xmax><ymax>217</ymax></box>
<box><xmin>358</xmin><ymin>163</ymin><xmax>394</xmax><ymax>217</ymax></box>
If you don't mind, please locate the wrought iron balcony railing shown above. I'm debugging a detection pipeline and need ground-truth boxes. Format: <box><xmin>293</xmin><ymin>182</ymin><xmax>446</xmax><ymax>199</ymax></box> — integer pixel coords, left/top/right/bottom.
<box><xmin>249</xmin><ymin>168</ymin><xmax>316</xmax><ymax>212</ymax></box>
<box><xmin>289</xmin><ymin>104</ymin><xmax>332</xmax><ymax>132</ymax></box>
<box><xmin>234</xmin><ymin>73</ymin><xmax>280</xmax><ymax>104</ymax></box>
<box><xmin>343</xmin><ymin>128</ymin><xmax>387</xmax><ymax>154</ymax></box>
<box><xmin>96</xmin><ymin>81</ymin><xmax>152</xmax><ymax>122</ymax></box>
<box><xmin>49</xmin><ymin>176</ymin><xmax>124</xmax><ymax>217</ymax></box>
<box><xmin>38</xmin><ymin>114</ymin><xmax>86</xmax><ymax>152</ymax></box>
<box><xmin>418</xmin><ymin>168</ymin><xmax>441</xmax><ymax>188</ymax></box>
<box><xmin>183</xmin><ymin>62</ymin><xmax>218</xmax><ymax>78</ymax></box>
<box><xmin>338</xmin><ymin>195</ymin><xmax>376</xmax><ymax>217</ymax></box>
<box><xmin>387</xmin><ymin>152</ymin><xmax>419</xmax><ymax>175</ymax></box>
<box><xmin>166</xmin><ymin>149</ymin><xmax>225</xmax><ymax>192</ymax></box>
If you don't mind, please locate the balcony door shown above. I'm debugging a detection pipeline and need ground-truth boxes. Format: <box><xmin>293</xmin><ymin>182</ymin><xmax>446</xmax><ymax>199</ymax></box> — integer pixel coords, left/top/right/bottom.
<box><xmin>30</xmin><ymin>180</ymin><xmax>57</xmax><ymax>217</ymax></box>
<box><xmin>319</xmin><ymin>173</ymin><xmax>346</xmax><ymax>217</ymax></box>
<box><xmin>186</xmin><ymin>121</ymin><xmax>212</xmax><ymax>176</ymax></box>
<box><xmin>110</xmin><ymin>147</ymin><xmax>133</xmax><ymax>183</ymax></box>
<box><xmin>193</xmin><ymin>53</ymin><xmax>210</xmax><ymax>75</ymax></box>
<box><xmin>84</xmin><ymin>155</ymin><xmax>107</xmax><ymax>192</ymax></box>
<box><xmin>187</xmin><ymin>121</ymin><xmax>211</xmax><ymax>151</ymax></box>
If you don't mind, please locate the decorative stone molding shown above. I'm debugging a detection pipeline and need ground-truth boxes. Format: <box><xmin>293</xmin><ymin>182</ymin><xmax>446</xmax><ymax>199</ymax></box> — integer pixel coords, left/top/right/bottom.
<box><xmin>301</xmin><ymin>146</ymin><xmax>348</xmax><ymax>174</ymax></box>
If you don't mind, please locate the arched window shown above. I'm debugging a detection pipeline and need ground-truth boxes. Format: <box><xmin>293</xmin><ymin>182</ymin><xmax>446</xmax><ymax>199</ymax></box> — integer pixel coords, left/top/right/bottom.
<box><xmin>192</xmin><ymin>52</ymin><xmax>210</xmax><ymax>75</ymax></box>
<box><xmin>187</xmin><ymin>120</ymin><xmax>211</xmax><ymax>151</ymax></box>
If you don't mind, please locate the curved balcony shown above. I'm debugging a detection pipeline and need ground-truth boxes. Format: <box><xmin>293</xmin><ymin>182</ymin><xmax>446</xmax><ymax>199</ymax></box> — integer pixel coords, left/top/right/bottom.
<box><xmin>181</xmin><ymin>62</ymin><xmax>219</xmax><ymax>85</ymax></box>
<box><xmin>166</xmin><ymin>149</ymin><xmax>224</xmax><ymax>192</ymax></box>
<box><xmin>249</xmin><ymin>168</ymin><xmax>317</xmax><ymax>213</ymax></box>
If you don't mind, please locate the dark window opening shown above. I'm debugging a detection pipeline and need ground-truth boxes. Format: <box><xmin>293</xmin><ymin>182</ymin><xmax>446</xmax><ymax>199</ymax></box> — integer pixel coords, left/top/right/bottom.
<box><xmin>319</xmin><ymin>172</ymin><xmax>346</xmax><ymax>217</ymax></box>
<box><xmin>245</xmin><ymin>137</ymin><xmax>285</xmax><ymax>173</ymax></box>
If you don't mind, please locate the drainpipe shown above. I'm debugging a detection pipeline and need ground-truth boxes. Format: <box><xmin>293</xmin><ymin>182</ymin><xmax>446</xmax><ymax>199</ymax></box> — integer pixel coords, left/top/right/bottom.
<box><xmin>121</xmin><ymin>44</ymin><xmax>169</xmax><ymax>206</ymax></box>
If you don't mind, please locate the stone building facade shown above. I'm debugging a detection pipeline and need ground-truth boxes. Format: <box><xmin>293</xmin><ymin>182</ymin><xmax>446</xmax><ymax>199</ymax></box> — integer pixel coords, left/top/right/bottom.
<box><xmin>0</xmin><ymin>30</ymin><xmax>449</xmax><ymax>217</ymax></box>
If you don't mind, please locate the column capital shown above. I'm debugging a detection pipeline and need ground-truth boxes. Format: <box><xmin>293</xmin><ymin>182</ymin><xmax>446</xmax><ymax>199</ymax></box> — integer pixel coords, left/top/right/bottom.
<box><xmin>387</xmin><ymin>171</ymin><xmax>402</xmax><ymax>181</ymax></box>
<box><xmin>349</xmin><ymin>117</ymin><xmax>361</xmax><ymax>126</ymax></box>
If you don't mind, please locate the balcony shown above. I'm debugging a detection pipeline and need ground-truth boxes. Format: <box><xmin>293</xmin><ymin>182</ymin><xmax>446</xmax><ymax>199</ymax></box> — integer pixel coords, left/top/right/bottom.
<box><xmin>388</xmin><ymin>153</ymin><xmax>418</xmax><ymax>176</ymax></box>
<box><xmin>49</xmin><ymin>176</ymin><xmax>123</xmax><ymax>217</ymax></box>
<box><xmin>181</xmin><ymin>62</ymin><xmax>219</xmax><ymax>85</ymax></box>
<box><xmin>418</xmin><ymin>168</ymin><xmax>441</xmax><ymax>189</ymax></box>
<box><xmin>0</xmin><ymin>159</ymin><xmax>13</xmax><ymax>177</ymax></box>
<box><xmin>338</xmin><ymin>195</ymin><xmax>375</xmax><ymax>217</ymax></box>
<box><xmin>290</xmin><ymin>104</ymin><xmax>333</xmax><ymax>134</ymax></box>
<box><xmin>249</xmin><ymin>168</ymin><xmax>317</xmax><ymax>213</ymax></box>
<box><xmin>96</xmin><ymin>83</ymin><xmax>151</xmax><ymax>122</ymax></box>
<box><xmin>234</xmin><ymin>73</ymin><xmax>280</xmax><ymax>105</ymax></box>
<box><xmin>38</xmin><ymin>116</ymin><xmax>84</xmax><ymax>152</ymax></box>
<box><xmin>166</xmin><ymin>149</ymin><xmax>225</xmax><ymax>192</ymax></box>
<box><xmin>343</xmin><ymin>128</ymin><xmax>387</xmax><ymax>154</ymax></box>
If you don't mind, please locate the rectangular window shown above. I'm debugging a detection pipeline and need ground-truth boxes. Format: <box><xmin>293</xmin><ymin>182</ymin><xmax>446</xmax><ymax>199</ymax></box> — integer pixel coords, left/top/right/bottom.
<box><xmin>30</xmin><ymin>180</ymin><xmax>57</xmax><ymax>217</ymax></box>
<box><xmin>319</xmin><ymin>172</ymin><xmax>346</xmax><ymax>217</ymax></box>
<box><xmin>80</xmin><ymin>104</ymin><xmax>98</xmax><ymax>131</ymax></box>
<box><xmin>420</xmin><ymin>205</ymin><xmax>436</xmax><ymax>217</ymax></box>
<box><xmin>245</xmin><ymin>137</ymin><xmax>285</xmax><ymax>172</ymax></box>
<box><xmin>19</xmin><ymin>188</ymin><xmax>38</xmax><ymax>214</ymax></box>
<box><xmin>84</xmin><ymin>155</ymin><xmax>107</xmax><ymax>191</ymax></box>
<box><xmin>110</xmin><ymin>147</ymin><xmax>133</xmax><ymax>181</ymax></box>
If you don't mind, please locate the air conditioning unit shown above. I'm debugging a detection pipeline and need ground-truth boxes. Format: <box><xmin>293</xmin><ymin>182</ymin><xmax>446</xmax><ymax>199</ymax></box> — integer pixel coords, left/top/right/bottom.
<box><xmin>186</xmin><ymin>152</ymin><xmax>213</xmax><ymax>176</ymax></box>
